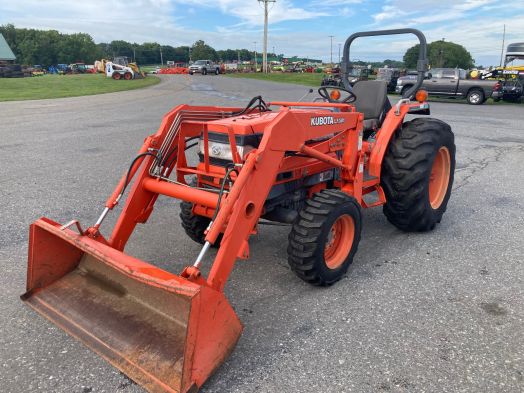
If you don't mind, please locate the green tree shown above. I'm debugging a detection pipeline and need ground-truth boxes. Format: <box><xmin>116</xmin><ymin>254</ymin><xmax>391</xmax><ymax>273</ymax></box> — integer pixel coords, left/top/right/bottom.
<box><xmin>238</xmin><ymin>49</ymin><xmax>252</xmax><ymax>61</ymax></box>
<box><xmin>191</xmin><ymin>40</ymin><xmax>217</xmax><ymax>61</ymax></box>
<box><xmin>137</xmin><ymin>42</ymin><xmax>161</xmax><ymax>64</ymax></box>
<box><xmin>173</xmin><ymin>46</ymin><xmax>190</xmax><ymax>63</ymax></box>
<box><xmin>403</xmin><ymin>40</ymin><xmax>474</xmax><ymax>69</ymax></box>
<box><xmin>109</xmin><ymin>40</ymin><xmax>134</xmax><ymax>58</ymax></box>
<box><xmin>57</xmin><ymin>33</ymin><xmax>97</xmax><ymax>63</ymax></box>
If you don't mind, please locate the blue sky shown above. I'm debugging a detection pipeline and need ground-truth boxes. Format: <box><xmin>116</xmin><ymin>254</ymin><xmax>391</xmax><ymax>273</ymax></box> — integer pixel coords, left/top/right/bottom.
<box><xmin>1</xmin><ymin>0</ymin><xmax>522</xmax><ymax>66</ymax></box>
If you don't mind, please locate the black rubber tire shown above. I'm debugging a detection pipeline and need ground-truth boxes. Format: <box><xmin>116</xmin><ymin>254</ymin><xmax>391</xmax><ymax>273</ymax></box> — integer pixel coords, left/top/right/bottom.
<box><xmin>179</xmin><ymin>200</ymin><xmax>222</xmax><ymax>247</ymax></box>
<box><xmin>123</xmin><ymin>72</ymin><xmax>132</xmax><ymax>80</ymax></box>
<box><xmin>180</xmin><ymin>201</ymin><xmax>211</xmax><ymax>244</ymax></box>
<box><xmin>466</xmin><ymin>89</ymin><xmax>484</xmax><ymax>105</ymax></box>
<box><xmin>381</xmin><ymin>118</ymin><xmax>455</xmax><ymax>232</ymax></box>
<box><xmin>112</xmin><ymin>72</ymin><xmax>121</xmax><ymax>80</ymax></box>
<box><xmin>189</xmin><ymin>71</ymin><xmax>193</xmax><ymax>75</ymax></box>
<box><xmin>215</xmin><ymin>68</ymin><xmax>219</xmax><ymax>75</ymax></box>
<box><xmin>202</xmin><ymin>68</ymin><xmax>207</xmax><ymax>75</ymax></box>
<box><xmin>287</xmin><ymin>189</ymin><xmax>362</xmax><ymax>286</ymax></box>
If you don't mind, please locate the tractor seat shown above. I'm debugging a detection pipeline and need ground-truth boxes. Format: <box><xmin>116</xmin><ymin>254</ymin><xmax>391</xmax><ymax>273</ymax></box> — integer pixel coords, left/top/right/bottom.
<box><xmin>352</xmin><ymin>80</ymin><xmax>391</xmax><ymax>136</ymax></box>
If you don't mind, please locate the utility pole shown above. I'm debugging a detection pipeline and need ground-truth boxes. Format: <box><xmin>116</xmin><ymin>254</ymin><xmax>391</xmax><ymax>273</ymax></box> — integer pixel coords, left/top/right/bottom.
<box><xmin>133</xmin><ymin>46</ymin><xmax>136</xmax><ymax>63</ymax></box>
<box><xmin>500</xmin><ymin>24</ymin><xmax>506</xmax><ymax>67</ymax></box>
<box><xmin>329</xmin><ymin>35</ymin><xmax>334</xmax><ymax>66</ymax></box>
<box><xmin>338</xmin><ymin>43</ymin><xmax>341</xmax><ymax>64</ymax></box>
<box><xmin>253</xmin><ymin>41</ymin><xmax>257</xmax><ymax>72</ymax></box>
<box><xmin>258</xmin><ymin>0</ymin><xmax>275</xmax><ymax>73</ymax></box>
<box><xmin>160</xmin><ymin>47</ymin><xmax>163</xmax><ymax>66</ymax></box>
<box><xmin>438</xmin><ymin>49</ymin><xmax>444</xmax><ymax>68</ymax></box>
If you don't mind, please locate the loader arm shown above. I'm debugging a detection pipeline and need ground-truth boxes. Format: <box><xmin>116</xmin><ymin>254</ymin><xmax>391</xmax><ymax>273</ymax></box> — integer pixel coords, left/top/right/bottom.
<box><xmin>22</xmin><ymin>103</ymin><xmax>362</xmax><ymax>393</ymax></box>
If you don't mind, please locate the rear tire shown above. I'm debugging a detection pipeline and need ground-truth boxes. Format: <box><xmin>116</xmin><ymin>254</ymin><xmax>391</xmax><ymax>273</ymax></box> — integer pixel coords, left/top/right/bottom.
<box><xmin>466</xmin><ymin>89</ymin><xmax>484</xmax><ymax>105</ymax></box>
<box><xmin>112</xmin><ymin>72</ymin><xmax>121</xmax><ymax>80</ymax></box>
<box><xmin>287</xmin><ymin>190</ymin><xmax>362</xmax><ymax>286</ymax></box>
<box><xmin>202</xmin><ymin>68</ymin><xmax>207</xmax><ymax>75</ymax></box>
<box><xmin>215</xmin><ymin>68</ymin><xmax>219</xmax><ymax>75</ymax></box>
<box><xmin>123</xmin><ymin>72</ymin><xmax>132</xmax><ymax>80</ymax></box>
<box><xmin>381</xmin><ymin>118</ymin><xmax>455</xmax><ymax>232</ymax></box>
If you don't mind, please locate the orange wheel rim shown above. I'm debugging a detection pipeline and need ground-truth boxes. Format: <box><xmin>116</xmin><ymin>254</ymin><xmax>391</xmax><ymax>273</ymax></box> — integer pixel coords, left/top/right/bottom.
<box><xmin>324</xmin><ymin>215</ymin><xmax>355</xmax><ymax>269</ymax></box>
<box><xmin>429</xmin><ymin>147</ymin><xmax>451</xmax><ymax>209</ymax></box>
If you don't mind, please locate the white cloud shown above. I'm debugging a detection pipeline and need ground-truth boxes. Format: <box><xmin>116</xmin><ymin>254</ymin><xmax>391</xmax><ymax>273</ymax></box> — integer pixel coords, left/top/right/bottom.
<box><xmin>310</xmin><ymin>0</ymin><xmax>362</xmax><ymax>5</ymax></box>
<box><xmin>1</xmin><ymin>0</ymin><xmax>520</xmax><ymax>66</ymax></box>
<box><xmin>373</xmin><ymin>5</ymin><xmax>408</xmax><ymax>22</ymax></box>
<box><xmin>372</xmin><ymin>0</ymin><xmax>498</xmax><ymax>24</ymax></box>
<box><xmin>172</xmin><ymin>0</ymin><xmax>325</xmax><ymax>25</ymax></box>
<box><xmin>1</xmin><ymin>0</ymin><xmax>185</xmax><ymax>44</ymax></box>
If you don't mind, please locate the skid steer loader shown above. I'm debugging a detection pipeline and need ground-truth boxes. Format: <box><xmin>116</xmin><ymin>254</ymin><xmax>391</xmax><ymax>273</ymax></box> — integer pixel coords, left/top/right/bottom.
<box><xmin>22</xmin><ymin>29</ymin><xmax>455</xmax><ymax>392</ymax></box>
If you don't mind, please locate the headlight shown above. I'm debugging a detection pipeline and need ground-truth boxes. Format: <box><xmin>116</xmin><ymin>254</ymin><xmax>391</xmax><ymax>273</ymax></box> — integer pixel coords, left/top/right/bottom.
<box><xmin>397</xmin><ymin>79</ymin><xmax>403</xmax><ymax>85</ymax></box>
<box><xmin>199</xmin><ymin>139</ymin><xmax>254</xmax><ymax>161</ymax></box>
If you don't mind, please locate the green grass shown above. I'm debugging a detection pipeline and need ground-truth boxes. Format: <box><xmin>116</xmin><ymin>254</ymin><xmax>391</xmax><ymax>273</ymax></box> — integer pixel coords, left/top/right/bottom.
<box><xmin>141</xmin><ymin>65</ymin><xmax>161</xmax><ymax>73</ymax></box>
<box><xmin>0</xmin><ymin>74</ymin><xmax>161</xmax><ymax>101</ymax></box>
<box><xmin>225</xmin><ymin>72</ymin><xmax>326</xmax><ymax>87</ymax></box>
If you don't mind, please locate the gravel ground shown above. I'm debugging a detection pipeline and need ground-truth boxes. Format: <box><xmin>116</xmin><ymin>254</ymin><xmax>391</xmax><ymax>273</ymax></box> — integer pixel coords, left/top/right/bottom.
<box><xmin>0</xmin><ymin>75</ymin><xmax>522</xmax><ymax>393</ymax></box>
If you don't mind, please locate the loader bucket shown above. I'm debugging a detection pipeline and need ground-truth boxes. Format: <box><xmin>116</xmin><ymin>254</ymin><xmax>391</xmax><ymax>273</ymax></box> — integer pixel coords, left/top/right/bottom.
<box><xmin>22</xmin><ymin>217</ymin><xmax>242</xmax><ymax>393</ymax></box>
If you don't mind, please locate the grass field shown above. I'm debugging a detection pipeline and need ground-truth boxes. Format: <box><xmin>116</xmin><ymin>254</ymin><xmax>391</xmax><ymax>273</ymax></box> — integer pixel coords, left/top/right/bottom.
<box><xmin>0</xmin><ymin>74</ymin><xmax>161</xmax><ymax>101</ymax></box>
<box><xmin>226</xmin><ymin>72</ymin><xmax>521</xmax><ymax>105</ymax></box>
<box><xmin>225</xmin><ymin>72</ymin><xmax>325</xmax><ymax>87</ymax></box>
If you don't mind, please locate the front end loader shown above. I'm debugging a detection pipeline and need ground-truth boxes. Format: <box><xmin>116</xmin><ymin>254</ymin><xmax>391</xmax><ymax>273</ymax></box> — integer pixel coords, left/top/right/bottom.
<box><xmin>22</xmin><ymin>29</ymin><xmax>455</xmax><ymax>392</ymax></box>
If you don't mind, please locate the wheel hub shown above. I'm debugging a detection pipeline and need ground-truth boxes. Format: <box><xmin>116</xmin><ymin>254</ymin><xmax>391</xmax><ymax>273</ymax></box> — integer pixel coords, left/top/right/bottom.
<box><xmin>324</xmin><ymin>215</ymin><xmax>355</xmax><ymax>269</ymax></box>
<box><xmin>429</xmin><ymin>146</ymin><xmax>451</xmax><ymax>209</ymax></box>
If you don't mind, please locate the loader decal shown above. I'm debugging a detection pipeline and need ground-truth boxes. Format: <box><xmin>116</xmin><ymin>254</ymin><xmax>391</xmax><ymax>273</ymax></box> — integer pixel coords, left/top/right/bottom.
<box><xmin>310</xmin><ymin>116</ymin><xmax>345</xmax><ymax>126</ymax></box>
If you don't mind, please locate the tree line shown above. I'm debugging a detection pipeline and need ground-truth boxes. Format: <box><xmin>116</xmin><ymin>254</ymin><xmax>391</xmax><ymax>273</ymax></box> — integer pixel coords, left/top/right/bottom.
<box><xmin>1</xmin><ymin>24</ymin><xmax>475</xmax><ymax>69</ymax></box>
<box><xmin>0</xmin><ymin>25</ymin><xmax>280</xmax><ymax>66</ymax></box>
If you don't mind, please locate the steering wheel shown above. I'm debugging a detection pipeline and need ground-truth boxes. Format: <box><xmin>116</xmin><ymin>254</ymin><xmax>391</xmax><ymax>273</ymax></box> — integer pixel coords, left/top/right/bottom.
<box><xmin>318</xmin><ymin>86</ymin><xmax>357</xmax><ymax>103</ymax></box>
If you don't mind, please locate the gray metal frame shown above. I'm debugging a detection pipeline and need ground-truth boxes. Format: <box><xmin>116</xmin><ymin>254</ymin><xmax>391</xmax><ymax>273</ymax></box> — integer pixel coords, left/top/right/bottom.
<box><xmin>341</xmin><ymin>28</ymin><xmax>428</xmax><ymax>99</ymax></box>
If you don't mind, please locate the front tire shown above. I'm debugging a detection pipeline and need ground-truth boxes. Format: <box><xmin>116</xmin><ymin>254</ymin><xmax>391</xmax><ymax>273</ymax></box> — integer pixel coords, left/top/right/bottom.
<box><xmin>288</xmin><ymin>190</ymin><xmax>362</xmax><ymax>286</ymax></box>
<box><xmin>467</xmin><ymin>89</ymin><xmax>484</xmax><ymax>105</ymax></box>
<box><xmin>180</xmin><ymin>201</ymin><xmax>222</xmax><ymax>247</ymax></box>
<box><xmin>202</xmin><ymin>68</ymin><xmax>207</xmax><ymax>75</ymax></box>
<box><xmin>215</xmin><ymin>68</ymin><xmax>219</xmax><ymax>75</ymax></box>
<box><xmin>381</xmin><ymin>118</ymin><xmax>455</xmax><ymax>232</ymax></box>
<box><xmin>180</xmin><ymin>201</ymin><xmax>209</xmax><ymax>244</ymax></box>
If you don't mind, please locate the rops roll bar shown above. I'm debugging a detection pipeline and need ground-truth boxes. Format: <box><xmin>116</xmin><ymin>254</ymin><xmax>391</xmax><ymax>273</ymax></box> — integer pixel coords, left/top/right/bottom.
<box><xmin>341</xmin><ymin>28</ymin><xmax>428</xmax><ymax>99</ymax></box>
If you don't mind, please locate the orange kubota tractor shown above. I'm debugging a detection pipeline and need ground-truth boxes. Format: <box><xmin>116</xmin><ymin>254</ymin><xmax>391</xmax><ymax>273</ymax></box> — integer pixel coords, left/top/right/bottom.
<box><xmin>22</xmin><ymin>29</ymin><xmax>455</xmax><ymax>393</ymax></box>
